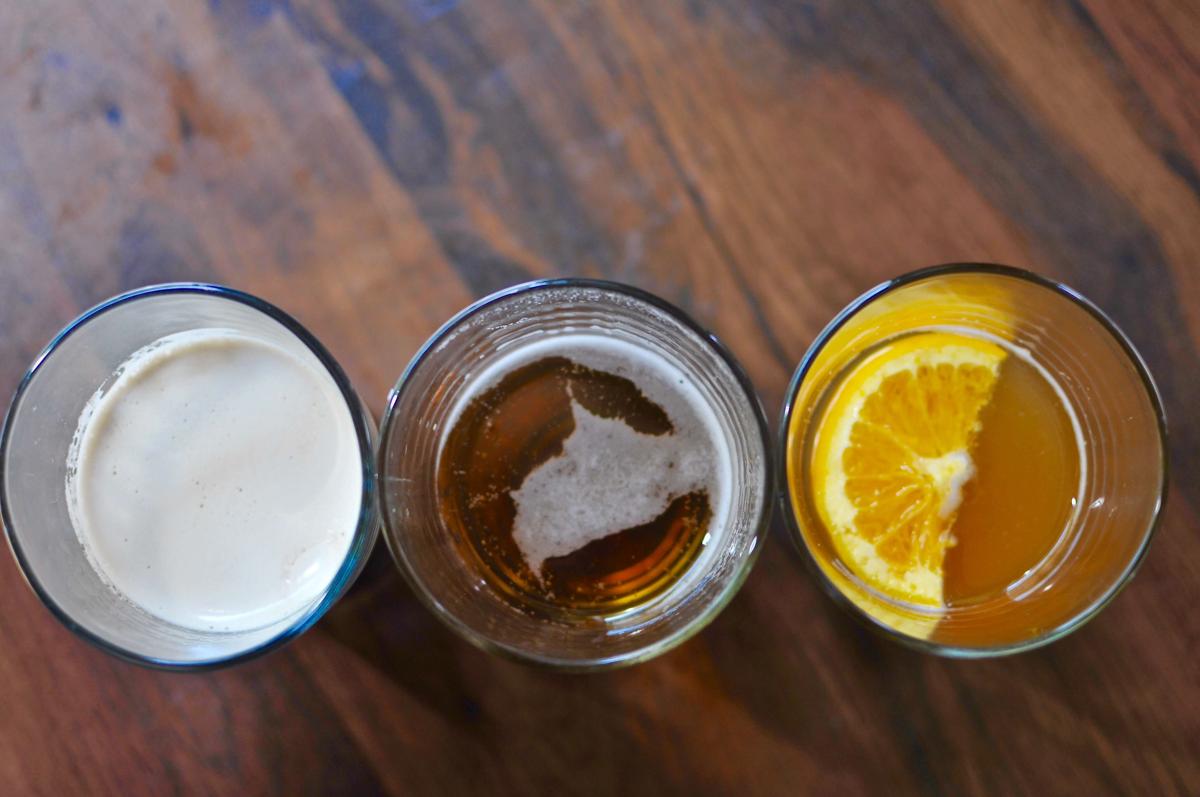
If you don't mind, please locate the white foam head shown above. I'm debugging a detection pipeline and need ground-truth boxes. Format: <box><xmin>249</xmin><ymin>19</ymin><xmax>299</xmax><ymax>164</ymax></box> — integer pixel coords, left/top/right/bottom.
<box><xmin>66</xmin><ymin>328</ymin><xmax>362</xmax><ymax>632</ymax></box>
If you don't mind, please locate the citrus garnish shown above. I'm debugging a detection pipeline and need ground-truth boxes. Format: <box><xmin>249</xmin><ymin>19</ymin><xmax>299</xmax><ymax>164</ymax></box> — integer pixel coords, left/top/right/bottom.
<box><xmin>810</xmin><ymin>331</ymin><xmax>1006</xmax><ymax>607</ymax></box>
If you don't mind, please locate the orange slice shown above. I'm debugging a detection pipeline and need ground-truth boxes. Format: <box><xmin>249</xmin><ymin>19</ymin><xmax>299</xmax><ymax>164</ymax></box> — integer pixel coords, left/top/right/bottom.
<box><xmin>810</xmin><ymin>331</ymin><xmax>1005</xmax><ymax>607</ymax></box>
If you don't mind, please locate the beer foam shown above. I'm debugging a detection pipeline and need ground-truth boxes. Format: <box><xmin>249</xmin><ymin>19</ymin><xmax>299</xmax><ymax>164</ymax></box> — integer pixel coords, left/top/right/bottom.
<box><xmin>450</xmin><ymin>334</ymin><xmax>732</xmax><ymax>574</ymax></box>
<box><xmin>66</xmin><ymin>329</ymin><xmax>362</xmax><ymax>632</ymax></box>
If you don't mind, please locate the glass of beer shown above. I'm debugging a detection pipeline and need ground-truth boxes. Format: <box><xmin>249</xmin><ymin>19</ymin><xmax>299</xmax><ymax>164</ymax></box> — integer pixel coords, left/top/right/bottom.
<box><xmin>781</xmin><ymin>264</ymin><xmax>1167</xmax><ymax>655</ymax></box>
<box><xmin>379</xmin><ymin>280</ymin><xmax>771</xmax><ymax>668</ymax></box>
<box><xmin>1</xmin><ymin>284</ymin><xmax>379</xmax><ymax>669</ymax></box>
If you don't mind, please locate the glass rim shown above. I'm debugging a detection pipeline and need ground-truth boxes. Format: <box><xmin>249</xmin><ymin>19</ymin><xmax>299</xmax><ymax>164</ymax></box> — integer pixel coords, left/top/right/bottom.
<box><xmin>0</xmin><ymin>282</ymin><xmax>379</xmax><ymax>672</ymax></box>
<box><xmin>777</xmin><ymin>262</ymin><xmax>1169</xmax><ymax>658</ymax></box>
<box><xmin>377</xmin><ymin>278</ymin><xmax>775</xmax><ymax>670</ymax></box>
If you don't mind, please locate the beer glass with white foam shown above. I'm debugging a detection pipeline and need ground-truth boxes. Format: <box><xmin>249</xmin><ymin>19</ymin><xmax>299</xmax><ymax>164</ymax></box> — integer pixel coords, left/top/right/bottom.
<box><xmin>379</xmin><ymin>280</ymin><xmax>771</xmax><ymax>668</ymax></box>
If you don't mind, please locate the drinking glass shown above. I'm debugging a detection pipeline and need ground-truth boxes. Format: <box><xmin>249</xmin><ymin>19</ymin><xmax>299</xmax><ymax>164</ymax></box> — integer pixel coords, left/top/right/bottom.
<box><xmin>379</xmin><ymin>279</ymin><xmax>772</xmax><ymax>669</ymax></box>
<box><xmin>0</xmin><ymin>284</ymin><xmax>379</xmax><ymax>669</ymax></box>
<box><xmin>780</xmin><ymin>264</ymin><xmax>1167</xmax><ymax>655</ymax></box>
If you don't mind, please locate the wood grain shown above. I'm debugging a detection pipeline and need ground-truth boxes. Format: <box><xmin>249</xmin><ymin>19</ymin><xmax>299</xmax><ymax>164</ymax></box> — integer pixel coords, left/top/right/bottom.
<box><xmin>1</xmin><ymin>0</ymin><xmax>1198</xmax><ymax>794</ymax></box>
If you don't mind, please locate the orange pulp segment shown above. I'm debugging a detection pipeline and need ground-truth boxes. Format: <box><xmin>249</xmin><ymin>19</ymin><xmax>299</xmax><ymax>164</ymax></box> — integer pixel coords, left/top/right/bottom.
<box><xmin>810</xmin><ymin>331</ymin><xmax>1006</xmax><ymax>607</ymax></box>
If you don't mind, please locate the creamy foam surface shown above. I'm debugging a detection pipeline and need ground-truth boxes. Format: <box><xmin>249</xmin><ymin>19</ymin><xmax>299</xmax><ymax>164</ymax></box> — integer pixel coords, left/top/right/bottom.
<box><xmin>448</xmin><ymin>334</ymin><xmax>733</xmax><ymax>574</ymax></box>
<box><xmin>66</xmin><ymin>329</ymin><xmax>362</xmax><ymax>633</ymax></box>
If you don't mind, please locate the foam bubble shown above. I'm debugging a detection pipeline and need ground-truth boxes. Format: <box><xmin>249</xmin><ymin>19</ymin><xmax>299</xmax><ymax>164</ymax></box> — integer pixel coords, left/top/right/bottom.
<box><xmin>512</xmin><ymin>397</ymin><xmax>713</xmax><ymax>571</ymax></box>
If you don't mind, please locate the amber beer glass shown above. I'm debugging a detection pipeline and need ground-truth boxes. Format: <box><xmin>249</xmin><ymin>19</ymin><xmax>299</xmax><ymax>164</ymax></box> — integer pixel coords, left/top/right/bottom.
<box><xmin>379</xmin><ymin>280</ymin><xmax>771</xmax><ymax>668</ymax></box>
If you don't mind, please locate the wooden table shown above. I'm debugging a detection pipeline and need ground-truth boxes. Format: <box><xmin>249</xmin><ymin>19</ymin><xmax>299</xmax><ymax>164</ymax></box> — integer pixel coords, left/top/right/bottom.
<box><xmin>2</xmin><ymin>1</ymin><xmax>1197</xmax><ymax>794</ymax></box>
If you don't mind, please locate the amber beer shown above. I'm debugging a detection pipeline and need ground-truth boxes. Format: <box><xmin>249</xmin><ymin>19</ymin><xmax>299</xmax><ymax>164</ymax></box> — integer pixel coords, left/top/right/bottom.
<box><xmin>436</xmin><ymin>334</ymin><xmax>732</xmax><ymax>615</ymax></box>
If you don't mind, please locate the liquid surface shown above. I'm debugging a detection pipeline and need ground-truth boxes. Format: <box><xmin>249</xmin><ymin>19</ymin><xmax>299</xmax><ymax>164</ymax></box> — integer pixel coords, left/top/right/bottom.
<box><xmin>796</xmin><ymin>328</ymin><xmax>1084</xmax><ymax>609</ymax></box>
<box><xmin>944</xmin><ymin>347</ymin><xmax>1083</xmax><ymax>604</ymax></box>
<box><xmin>67</xmin><ymin>329</ymin><xmax>362</xmax><ymax>632</ymax></box>
<box><xmin>437</xmin><ymin>335</ymin><xmax>731</xmax><ymax>614</ymax></box>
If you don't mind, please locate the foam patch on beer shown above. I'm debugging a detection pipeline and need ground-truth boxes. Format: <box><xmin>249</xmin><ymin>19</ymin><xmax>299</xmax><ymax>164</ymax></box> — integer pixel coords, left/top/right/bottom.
<box><xmin>511</xmin><ymin>396</ymin><xmax>714</xmax><ymax>574</ymax></box>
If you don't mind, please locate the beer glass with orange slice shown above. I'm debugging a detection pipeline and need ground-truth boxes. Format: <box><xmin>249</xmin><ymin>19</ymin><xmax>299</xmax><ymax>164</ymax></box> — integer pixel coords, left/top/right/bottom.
<box><xmin>781</xmin><ymin>264</ymin><xmax>1166</xmax><ymax>654</ymax></box>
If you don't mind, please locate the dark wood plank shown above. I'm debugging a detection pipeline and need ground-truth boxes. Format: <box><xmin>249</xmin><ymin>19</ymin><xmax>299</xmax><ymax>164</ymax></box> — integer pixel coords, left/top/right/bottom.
<box><xmin>1</xmin><ymin>0</ymin><xmax>1197</xmax><ymax>794</ymax></box>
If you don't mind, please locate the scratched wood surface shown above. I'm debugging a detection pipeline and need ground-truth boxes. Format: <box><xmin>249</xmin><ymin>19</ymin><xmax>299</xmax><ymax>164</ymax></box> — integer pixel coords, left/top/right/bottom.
<box><xmin>2</xmin><ymin>0</ymin><xmax>1199</xmax><ymax>794</ymax></box>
